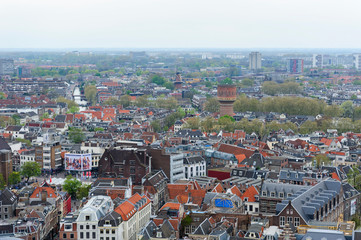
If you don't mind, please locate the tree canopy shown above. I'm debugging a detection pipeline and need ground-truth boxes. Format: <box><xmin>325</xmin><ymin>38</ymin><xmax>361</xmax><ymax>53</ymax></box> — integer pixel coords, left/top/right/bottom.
<box><xmin>21</xmin><ymin>162</ymin><xmax>41</xmax><ymax>183</ymax></box>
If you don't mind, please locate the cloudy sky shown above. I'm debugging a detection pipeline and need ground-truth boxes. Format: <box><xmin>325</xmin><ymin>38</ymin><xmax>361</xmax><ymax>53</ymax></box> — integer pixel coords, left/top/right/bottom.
<box><xmin>1</xmin><ymin>0</ymin><xmax>360</xmax><ymax>49</ymax></box>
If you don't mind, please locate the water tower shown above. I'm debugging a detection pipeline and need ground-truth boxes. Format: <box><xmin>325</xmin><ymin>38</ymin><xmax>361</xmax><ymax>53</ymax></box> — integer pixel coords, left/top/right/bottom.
<box><xmin>217</xmin><ymin>84</ymin><xmax>237</xmax><ymax>117</ymax></box>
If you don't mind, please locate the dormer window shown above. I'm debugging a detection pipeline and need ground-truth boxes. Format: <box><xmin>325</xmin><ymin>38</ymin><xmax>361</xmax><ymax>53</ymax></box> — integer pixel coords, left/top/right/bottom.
<box><xmin>262</xmin><ymin>191</ymin><xmax>267</xmax><ymax>197</ymax></box>
<box><xmin>270</xmin><ymin>192</ymin><xmax>275</xmax><ymax>198</ymax></box>
<box><xmin>279</xmin><ymin>192</ymin><xmax>284</xmax><ymax>198</ymax></box>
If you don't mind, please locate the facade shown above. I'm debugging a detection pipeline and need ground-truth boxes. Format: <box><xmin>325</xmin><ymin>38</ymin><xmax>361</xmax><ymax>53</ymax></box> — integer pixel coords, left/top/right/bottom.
<box><xmin>76</xmin><ymin>195</ymin><xmax>114</xmax><ymax>240</ymax></box>
<box><xmin>149</xmin><ymin>149</ymin><xmax>185</xmax><ymax>183</ymax></box>
<box><xmin>98</xmin><ymin>147</ymin><xmax>151</xmax><ymax>185</ymax></box>
<box><xmin>142</xmin><ymin>170</ymin><xmax>169</xmax><ymax>214</ymax></box>
<box><xmin>287</xmin><ymin>59</ymin><xmax>304</xmax><ymax>73</ymax></box>
<box><xmin>35</xmin><ymin>141</ymin><xmax>62</xmax><ymax>172</ymax></box>
<box><xmin>217</xmin><ymin>84</ymin><xmax>237</xmax><ymax>117</ymax></box>
<box><xmin>276</xmin><ymin>179</ymin><xmax>345</xmax><ymax>228</ymax></box>
<box><xmin>0</xmin><ymin>188</ymin><xmax>17</xmax><ymax>220</ymax></box>
<box><xmin>184</xmin><ymin>156</ymin><xmax>207</xmax><ymax>179</ymax></box>
<box><xmin>353</xmin><ymin>53</ymin><xmax>361</xmax><ymax>70</ymax></box>
<box><xmin>59</xmin><ymin>213</ymin><xmax>78</xmax><ymax>240</ymax></box>
<box><xmin>249</xmin><ymin>52</ymin><xmax>262</xmax><ymax>70</ymax></box>
<box><xmin>20</xmin><ymin>149</ymin><xmax>35</xmax><ymax>166</ymax></box>
<box><xmin>114</xmin><ymin>193</ymin><xmax>151</xmax><ymax>240</ymax></box>
<box><xmin>0</xmin><ymin>149</ymin><xmax>12</xmax><ymax>183</ymax></box>
<box><xmin>312</xmin><ymin>54</ymin><xmax>323</xmax><ymax>68</ymax></box>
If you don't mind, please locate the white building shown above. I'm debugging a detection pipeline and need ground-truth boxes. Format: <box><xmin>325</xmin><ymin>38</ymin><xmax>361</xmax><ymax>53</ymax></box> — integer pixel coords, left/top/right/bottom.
<box><xmin>313</xmin><ymin>54</ymin><xmax>323</xmax><ymax>68</ymax></box>
<box><xmin>249</xmin><ymin>52</ymin><xmax>262</xmax><ymax>70</ymax></box>
<box><xmin>20</xmin><ymin>150</ymin><xmax>35</xmax><ymax>166</ymax></box>
<box><xmin>170</xmin><ymin>153</ymin><xmax>185</xmax><ymax>183</ymax></box>
<box><xmin>353</xmin><ymin>53</ymin><xmax>361</xmax><ymax>70</ymax></box>
<box><xmin>111</xmin><ymin>193</ymin><xmax>152</xmax><ymax>240</ymax></box>
<box><xmin>76</xmin><ymin>195</ymin><xmax>114</xmax><ymax>240</ymax></box>
<box><xmin>184</xmin><ymin>156</ymin><xmax>206</xmax><ymax>179</ymax></box>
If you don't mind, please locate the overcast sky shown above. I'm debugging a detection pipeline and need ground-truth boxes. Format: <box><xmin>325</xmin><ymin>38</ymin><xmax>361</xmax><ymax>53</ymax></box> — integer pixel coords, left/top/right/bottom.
<box><xmin>1</xmin><ymin>0</ymin><xmax>361</xmax><ymax>49</ymax></box>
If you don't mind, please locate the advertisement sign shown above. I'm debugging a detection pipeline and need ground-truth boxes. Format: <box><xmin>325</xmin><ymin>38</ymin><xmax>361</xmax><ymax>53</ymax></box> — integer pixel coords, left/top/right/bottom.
<box><xmin>65</xmin><ymin>153</ymin><xmax>92</xmax><ymax>171</ymax></box>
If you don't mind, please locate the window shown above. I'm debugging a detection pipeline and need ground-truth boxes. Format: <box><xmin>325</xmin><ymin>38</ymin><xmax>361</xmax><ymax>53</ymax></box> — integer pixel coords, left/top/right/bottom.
<box><xmin>70</xmin><ymin>233</ymin><xmax>74</xmax><ymax>239</ymax></box>
<box><xmin>86</xmin><ymin>225</ymin><xmax>89</xmax><ymax>229</ymax></box>
<box><xmin>63</xmin><ymin>233</ymin><xmax>67</xmax><ymax>239</ymax></box>
<box><xmin>86</xmin><ymin>232</ymin><xmax>89</xmax><ymax>238</ymax></box>
<box><xmin>4</xmin><ymin>215</ymin><xmax>7</xmax><ymax>219</ymax></box>
<box><xmin>80</xmin><ymin>225</ymin><xmax>83</xmax><ymax>229</ymax></box>
<box><xmin>112</xmin><ymin>238</ymin><xmax>115</xmax><ymax>240</ymax></box>
<box><xmin>294</xmin><ymin>217</ymin><xmax>300</xmax><ymax>227</ymax></box>
<box><xmin>270</xmin><ymin>192</ymin><xmax>275</xmax><ymax>197</ymax></box>
<box><xmin>106</xmin><ymin>229</ymin><xmax>109</xmax><ymax>234</ymax></box>
<box><xmin>249</xmin><ymin>205</ymin><xmax>253</xmax><ymax>212</ymax></box>
<box><xmin>4</xmin><ymin>208</ymin><xmax>8</xmax><ymax>213</ymax></box>
<box><xmin>112</xmin><ymin>229</ymin><xmax>115</xmax><ymax>234</ymax></box>
<box><xmin>100</xmin><ymin>229</ymin><xmax>104</xmax><ymax>234</ymax></box>
<box><xmin>280</xmin><ymin>216</ymin><xmax>285</xmax><ymax>227</ymax></box>
<box><xmin>93</xmin><ymin>232</ymin><xmax>96</xmax><ymax>238</ymax></box>
<box><xmin>287</xmin><ymin>217</ymin><xmax>293</xmax><ymax>224</ymax></box>
<box><xmin>262</xmin><ymin>191</ymin><xmax>267</xmax><ymax>197</ymax></box>
<box><xmin>279</xmin><ymin>192</ymin><xmax>284</xmax><ymax>198</ymax></box>
<box><xmin>92</xmin><ymin>225</ymin><xmax>96</xmax><ymax>229</ymax></box>
<box><xmin>80</xmin><ymin>232</ymin><xmax>84</xmax><ymax>238</ymax></box>
<box><xmin>85</xmin><ymin>215</ymin><xmax>90</xmax><ymax>221</ymax></box>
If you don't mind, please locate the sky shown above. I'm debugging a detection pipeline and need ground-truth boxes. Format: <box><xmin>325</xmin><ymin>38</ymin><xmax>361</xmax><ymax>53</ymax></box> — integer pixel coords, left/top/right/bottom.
<box><xmin>1</xmin><ymin>0</ymin><xmax>361</xmax><ymax>49</ymax></box>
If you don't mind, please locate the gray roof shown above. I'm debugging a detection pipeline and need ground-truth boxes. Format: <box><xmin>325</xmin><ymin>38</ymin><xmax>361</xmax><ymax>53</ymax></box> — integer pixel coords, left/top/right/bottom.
<box><xmin>301</xmin><ymin>229</ymin><xmax>345</xmax><ymax>240</ymax></box>
<box><xmin>276</xmin><ymin>179</ymin><xmax>341</xmax><ymax>224</ymax></box>
<box><xmin>261</xmin><ymin>182</ymin><xmax>310</xmax><ymax>198</ymax></box>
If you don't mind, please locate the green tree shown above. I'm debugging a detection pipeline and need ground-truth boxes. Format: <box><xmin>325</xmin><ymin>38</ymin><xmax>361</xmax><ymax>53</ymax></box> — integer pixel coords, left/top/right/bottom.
<box><xmin>151</xmin><ymin>120</ymin><xmax>161</xmax><ymax>132</ymax></box>
<box><xmin>21</xmin><ymin>162</ymin><xmax>41</xmax><ymax>183</ymax></box>
<box><xmin>15</xmin><ymin>138</ymin><xmax>31</xmax><ymax>147</ymax></box>
<box><xmin>63</xmin><ymin>175</ymin><xmax>82</xmax><ymax>198</ymax></box>
<box><xmin>84</xmin><ymin>85</ymin><xmax>97</xmax><ymax>105</ymax></box>
<box><xmin>8</xmin><ymin>172</ymin><xmax>21</xmax><ymax>185</ymax></box>
<box><xmin>241</xmin><ymin>78</ymin><xmax>254</xmax><ymax>87</ymax></box>
<box><xmin>94</xmin><ymin>127</ymin><xmax>104</xmax><ymax>132</ymax></box>
<box><xmin>119</xmin><ymin>95</ymin><xmax>131</xmax><ymax>107</ymax></box>
<box><xmin>0</xmin><ymin>92</ymin><xmax>6</xmax><ymax>99</ymax></box>
<box><xmin>299</xmin><ymin>120</ymin><xmax>318</xmax><ymax>134</ymax></box>
<box><xmin>351</xmin><ymin>94</ymin><xmax>358</xmax><ymax>100</ymax></box>
<box><xmin>313</xmin><ymin>154</ymin><xmax>331</xmax><ymax>168</ymax></box>
<box><xmin>341</xmin><ymin>101</ymin><xmax>354</xmax><ymax>118</ymax></box>
<box><xmin>221</xmin><ymin>77</ymin><xmax>233</xmax><ymax>85</ymax></box>
<box><xmin>204</xmin><ymin>98</ymin><xmax>220</xmax><ymax>113</ymax></box>
<box><xmin>185</xmin><ymin>117</ymin><xmax>201</xmax><ymax>130</ymax></box>
<box><xmin>67</xmin><ymin>106</ymin><xmax>79</xmax><ymax>114</ymax></box>
<box><xmin>149</xmin><ymin>74</ymin><xmax>166</xmax><ymax>85</ymax></box>
<box><xmin>103</xmin><ymin>97</ymin><xmax>121</xmax><ymax>106</ymax></box>
<box><xmin>57</xmin><ymin>97</ymin><xmax>78</xmax><ymax>109</ymax></box>
<box><xmin>77</xmin><ymin>183</ymin><xmax>91</xmax><ymax>200</ymax></box>
<box><xmin>134</xmin><ymin>95</ymin><xmax>149</xmax><ymax>107</ymax></box>
<box><xmin>163</xmin><ymin>81</ymin><xmax>175</xmax><ymax>90</ymax></box>
<box><xmin>11</xmin><ymin>115</ymin><xmax>21</xmax><ymax>125</ymax></box>
<box><xmin>201</xmin><ymin>117</ymin><xmax>216</xmax><ymax>133</ymax></box>
<box><xmin>0</xmin><ymin>174</ymin><xmax>5</xmax><ymax>190</ymax></box>
<box><xmin>68</xmin><ymin>128</ymin><xmax>85</xmax><ymax>143</ymax></box>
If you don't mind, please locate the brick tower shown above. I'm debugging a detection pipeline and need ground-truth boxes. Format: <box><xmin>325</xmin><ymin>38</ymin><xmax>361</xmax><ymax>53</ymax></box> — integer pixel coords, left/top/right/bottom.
<box><xmin>174</xmin><ymin>72</ymin><xmax>182</xmax><ymax>90</ymax></box>
<box><xmin>217</xmin><ymin>84</ymin><xmax>237</xmax><ymax>117</ymax></box>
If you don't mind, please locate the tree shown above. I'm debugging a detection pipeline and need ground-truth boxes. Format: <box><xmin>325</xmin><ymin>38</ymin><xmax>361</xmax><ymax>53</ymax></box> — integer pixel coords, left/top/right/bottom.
<box><xmin>0</xmin><ymin>92</ymin><xmax>6</xmax><ymax>99</ymax></box>
<box><xmin>77</xmin><ymin>183</ymin><xmax>91</xmax><ymax>200</ymax></box>
<box><xmin>103</xmin><ymin>97</ymin><xmax>121</xmax><ymax>106</ymax></box>
<box><xmin>151</xmin><ymin>120</ymin><xmax>161</xmax><ymax>132</ymax></box>
<box><xmin>351</xmin><ymin>94</ymin><xmax>358</xmax><ymax>100</ymax></box>
<box><xmin>221</xmin><ymin>77</ymin><xmax>233</xmax><ymax>85</ymax></box>
<box><xmin>57</xmin><ymin>97</ymin><xmax>78</xmax><ymax>109</ymax></box>
<box><xmin>241</xmin><ymin>78</ymin><xmax>254</xmax><ymax>87</ymax></box>
<box><xmin>149</xmin><ymin>74</ymin><xmax>166</xmax><ymax>85</ymax></box>
<box><xmin>94</xmin><ymin>127</ymin><xmax>104</xmax><ymax>132</ymax></box>
<box><xmin>313</xmin><ymin>154</ymin><xmax>331</xmax><ymax>168</ymax></box>
<box><xmin>8</xmin><ymin>172</ymin><xmax>21</xmax><ymax>185</ymax></box>
<box><xmin>63</xmin><ymin>175</ymin><xmax>82</xmax><ymax>198</ymax></box>
<box><xmin>21</xmin><ymin>162</ymin><xmax>41</xmax><ymax>183</ymax></box>
<box><xmin>204</xmin><ymin>98</ymin><xmax>220</xmax><ymax>113</ymax></box>
<box><xmin>201</xmin><ymin>117</ymin><xmax>216</xmax><ymax>133</ymax></box>
<box><xmin>0</xmin><ymin>174</ymin><xmax>5</xmax><ymax>190</ymax></box>
<box><xmin>163</xmin><ymin>81</ymin><xmax>174</xmax><ymax>90</ymax></box>
<box><xmin>11</xmin><ymin>115</ymin><xmax>21</xmax><ymax>125</ymax></box>
<box><xmin>134</xmin><ymin>95</ymin><xmax>149</xmax><ymax>107</ymax></box>
<box><xmin>341</xmin><ymin>101</ymin><xmax>354</xmax><ymax>118</ymax></box>
<box><xmin>68</xmin><ymin>128</ymin><xmax>85</xmax><ymax>143</ymax></box>
<box><xmin>67</xmin><ymin>106</ymin><xmax>79</xmax><ymax>114</ymax></box>
<box><xmin>185</xmin><ymin>117</ymin><xmax>201</xmax><ymax>130</ymax></box>
<box><xmin>119</xmin><ymin>95</ymin><xmax>131</xmax><ymax>108</ymax></box>
<box><xmin>15</xmin><ymin>138</ymin><xmax>31</xmax><ymax>147</ymax></box>
<box><xmin>299</xmin><ymin>120</ymin><xmax>318</xmax><ymax>134</ymax></box>
<box><xmin>84</xmin><ymin>85</ymin><xmax>97</xmax><ymax>105</ymax></box>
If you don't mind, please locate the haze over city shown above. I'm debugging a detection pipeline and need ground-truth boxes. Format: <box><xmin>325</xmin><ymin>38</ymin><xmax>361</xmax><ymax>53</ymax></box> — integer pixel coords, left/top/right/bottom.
<box><xmin>2</xmin><ymin>0</ymin><xmax>361</xmax><ymax>49</ymax></box>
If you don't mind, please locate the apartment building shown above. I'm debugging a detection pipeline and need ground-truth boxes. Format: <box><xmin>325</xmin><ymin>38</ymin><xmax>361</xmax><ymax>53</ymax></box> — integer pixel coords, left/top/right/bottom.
<box><xmin>35</xmin><ymin>141</ymin><xmax>62</xmax><ymax>172</ymax></box>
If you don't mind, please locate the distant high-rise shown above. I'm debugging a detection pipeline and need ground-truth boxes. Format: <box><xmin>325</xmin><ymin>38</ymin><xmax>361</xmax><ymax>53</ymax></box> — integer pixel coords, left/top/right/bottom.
<box><xmin>353</xmin><ymin>54</ymin><xmax>361</xmax><ymax>70</ymax></box>
<box><xmin>287</xmin><ymin>59</ymin><xmax>304</xmax><ymax>73</ymax></box>
<box><xmin>312</xmin><ymin>54</ymin><xmax>323</xmax><ymax>68</ymax></box>
<box><xmin>249</xmin><ymin>52</ymin><xmax>262</xmax><ymax>70</ymax></box>
<box><xmin>0</xmin><ymin>59</ymin><xmax>14</xmax><ymax>75</ymax></box>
